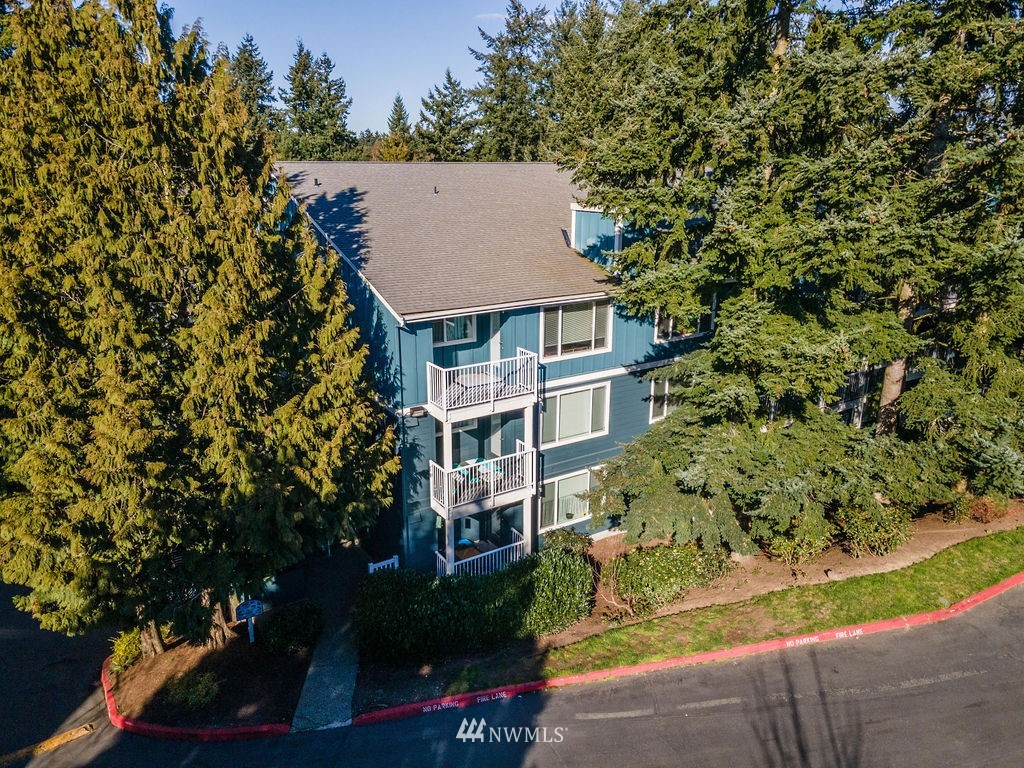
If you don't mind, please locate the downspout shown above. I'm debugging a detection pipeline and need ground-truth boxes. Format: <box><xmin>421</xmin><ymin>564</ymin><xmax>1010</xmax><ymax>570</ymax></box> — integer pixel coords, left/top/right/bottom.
<box><xmin>395</xmin><ymin>319</ymin><xmax>411</xmax><ymax>565</ymax></box>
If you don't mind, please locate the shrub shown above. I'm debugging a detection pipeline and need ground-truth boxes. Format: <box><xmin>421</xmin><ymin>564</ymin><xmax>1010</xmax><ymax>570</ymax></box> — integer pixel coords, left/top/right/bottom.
<box><xmin>109</xmin><ymin>628</ymin><xmax>142</xmax><ymax>673</ymax></box>
<box><xmin>262</xmin><ymin>600</ymin><xmax>325</xmax><ymax>655</ymax></box>
<box><xmin>542</xmin><ymin>528</ymin><xmax>592</xmax><ymax>557</ymax></box>
<box><xmin>766</xmin><ymin>520</ymin><xmax>835</xmax><ymax>565</ymax></box>
<box><xmin>835</xmin><ymin>505</ymin><xmax>911</xmax><ymax>557</ymax></box>
<box><xmin>165</xmin><ymin>670</ymin><xmax>220</xmax><ymax>711</ymax></box>
<box><xmin>943</xmin><ymin>494</ymin><xmax>972</xmax><ymax>524</ymax></box>
<box><xmin>521</xmin><ymin>547</ymin><xmax>595</xmax><ymax>635</ymax></box>
<box><xmin>354</xmin><ymin>548</ymin><xmax>594</xmax><ymax>665</ymax></box>
<box><xmin>604</xmin><ymin>543</ymin><xmax>730</xmax><ymax>616</ymax></box>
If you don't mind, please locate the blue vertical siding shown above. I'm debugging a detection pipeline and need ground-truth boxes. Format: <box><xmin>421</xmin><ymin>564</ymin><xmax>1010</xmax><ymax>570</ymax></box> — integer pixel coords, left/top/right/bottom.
<box><xmin>502</xmin><ymin>305</ymin><xmax>701</xmax><ymax>382</ymax></box>
<box><xmin>399</xmin><ymin>414</ymin><xmax>438</xmax><ymax>571</ymax></box>
<box><xmin>573</xmin><ymin>210</ymin><xmax>616</xmax><ymax>267</ymax></box>
<box><xmin>337</xmin><ymin>255</ymin><xmax>403</xmax><ymax>408</ymax></box>
<box><xmin>540</xmin><ymin>373</ymin><xmax>653</xmax><ymax>478</ymax></box>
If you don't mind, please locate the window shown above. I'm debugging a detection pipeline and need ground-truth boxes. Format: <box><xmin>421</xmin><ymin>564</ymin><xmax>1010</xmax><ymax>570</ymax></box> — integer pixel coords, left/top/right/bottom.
<box><xmin>541</xmin><ymin>469</ymin><xmax>597</xmax><ymax>530</ymax></box>
<box><xmin>432</xmin><ymin>315</ymin><xmax>475</xmax><ymax>346</ymax></box>
<box><xmin>542</xmin><ymin>300</ymin><xmax>611</xmax><ymax>359</ymax></box>
<box><xmin>654</xmin><ymin>308</ymin><xmax>714</xmax><ymax>342</ymax></box>
<box><xmin>541</xmin><ymin>383</ymin><xmax>609</xmax><ymax>447</ymax></box>
<box><xmin>650</xmin><ymin>378</ymin><xmax>675</xmax><ymax>423</ymax></box>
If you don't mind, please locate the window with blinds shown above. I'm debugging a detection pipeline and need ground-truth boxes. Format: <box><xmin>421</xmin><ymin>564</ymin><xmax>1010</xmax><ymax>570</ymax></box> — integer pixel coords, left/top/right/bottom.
<box><xmin>541</xmin><ymin>300</ymin><xmax>611</xmax><ymax>358</ymax></box>
<box><xmin>540</xmin><ymin>469</ymin><xmax>597</xmax><ymax>530</ymax></box>
<box><xmin>541</xmin><ymin>383</ymin><xmax>610</xmax><ymax>447</ymax></box>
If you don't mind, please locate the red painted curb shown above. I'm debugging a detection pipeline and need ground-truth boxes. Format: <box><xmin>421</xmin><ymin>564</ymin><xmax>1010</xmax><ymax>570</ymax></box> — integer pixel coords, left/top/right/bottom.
<box><xmin>101</xmin><ymin>658</ymin><xmax>291</xmax><ymax>741</ymax></box>
<box><xmin>351</xmin><ymin>570</ymin><xmax>1024</xmax><ymax>727</ymax></box>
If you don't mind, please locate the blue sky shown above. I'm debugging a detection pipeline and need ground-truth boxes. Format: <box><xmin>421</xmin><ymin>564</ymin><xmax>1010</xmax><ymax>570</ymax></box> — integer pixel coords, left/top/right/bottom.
<box><xmin>168</xmin><ymin>1</ymin><xmax>509</xmax><ymax>133</ymax></box>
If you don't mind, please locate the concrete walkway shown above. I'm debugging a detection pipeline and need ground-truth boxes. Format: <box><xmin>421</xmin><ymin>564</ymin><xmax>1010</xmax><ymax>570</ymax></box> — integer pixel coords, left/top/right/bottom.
<box><xmin>290</xmin><ymin>544</ymin><xmax>369</xmax><ymax>732</ymax></box>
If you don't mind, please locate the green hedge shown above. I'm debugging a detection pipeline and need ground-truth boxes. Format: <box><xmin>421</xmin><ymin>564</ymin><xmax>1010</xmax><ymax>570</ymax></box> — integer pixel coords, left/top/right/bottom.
<box><xmin>521</xmin><ymin>546</ymin><xmax>594</xmax><ymax>635</ymax></box>
<box><xmin>603</xmin><ymin>543</ymin><xmax>730</xmax><ymax>616</ymax></box>
<box><xmin>355</xmin><ymin>546</ymin><xmax>594</xmax><ymax>665</ymax></box>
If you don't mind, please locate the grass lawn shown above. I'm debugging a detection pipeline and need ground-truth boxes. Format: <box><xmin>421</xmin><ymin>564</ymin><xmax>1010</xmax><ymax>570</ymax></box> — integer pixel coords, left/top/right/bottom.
<box><xmin>444</xmin><ymin>524</ymin><xmax>1024</xmax><ymax>695</ymax></box>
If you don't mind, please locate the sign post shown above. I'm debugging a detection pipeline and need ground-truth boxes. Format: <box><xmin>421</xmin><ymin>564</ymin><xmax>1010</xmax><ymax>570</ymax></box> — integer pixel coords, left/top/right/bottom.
<box><xmin>235</xmin><ymin>599</ymin><xmax>264</xmax><ymax>644</ymax></box>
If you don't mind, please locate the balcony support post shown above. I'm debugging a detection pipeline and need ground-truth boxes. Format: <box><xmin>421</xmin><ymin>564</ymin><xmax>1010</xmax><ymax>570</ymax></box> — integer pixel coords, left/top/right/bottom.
<box><xmin>442</xmin><ymin>419</ymin><xmax>453</xmax><ymax>468</ymax></box>
<box><xmin>444</xmin><ymin>517</ymin><xmax>455</xmax><ymax>575</ymax></box>
<box><xmin>523</xmin><ymin>402</ymin><xmax>537</xmax><ymax>555</ymax></box>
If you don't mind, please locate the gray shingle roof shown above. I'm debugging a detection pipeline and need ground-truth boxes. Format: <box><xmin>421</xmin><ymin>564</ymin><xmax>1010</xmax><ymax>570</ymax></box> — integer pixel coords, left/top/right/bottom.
<box><xmin>277</xmin><ymin>162</ymin><xmax>612</xmax><ymax>322</ymax></box>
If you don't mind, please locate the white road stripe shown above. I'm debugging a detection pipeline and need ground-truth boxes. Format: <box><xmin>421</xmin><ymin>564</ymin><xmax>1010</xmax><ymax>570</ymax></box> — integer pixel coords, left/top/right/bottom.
<box><xmin>575</xmin><ymin>708</ymin><xmax>655</xmax><ymax>720</ymax></box>
<box><xmin>677</xmin><ymin>697</ymin><xmax>745</xmax><ymax>710</ymax></box>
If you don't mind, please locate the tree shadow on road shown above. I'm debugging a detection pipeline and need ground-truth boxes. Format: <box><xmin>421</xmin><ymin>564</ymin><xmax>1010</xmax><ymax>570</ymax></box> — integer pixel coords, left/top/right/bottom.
<box><xmin>747</xmin><ymin>649</ymin><xmax>867</xmax><ymax>768</ymax></box>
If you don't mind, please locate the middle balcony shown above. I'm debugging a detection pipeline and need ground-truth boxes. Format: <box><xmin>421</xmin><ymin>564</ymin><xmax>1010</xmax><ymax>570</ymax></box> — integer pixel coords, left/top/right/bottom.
<box><xmin>429</xmin><ymin>447</ymin><xmax>537</xmax><ymax>520</ymax></box>
<box><xmin>425</xmin><ymin>348</ymin><xmax>538</xmax><ymax>422</ymax></box>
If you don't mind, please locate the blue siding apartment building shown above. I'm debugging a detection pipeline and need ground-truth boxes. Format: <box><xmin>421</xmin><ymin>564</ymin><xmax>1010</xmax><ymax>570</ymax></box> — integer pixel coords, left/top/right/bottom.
<box><xmin>279</xmin><ymin>162</ymin><xmax>710</xmax><ymax>576</ymax></box>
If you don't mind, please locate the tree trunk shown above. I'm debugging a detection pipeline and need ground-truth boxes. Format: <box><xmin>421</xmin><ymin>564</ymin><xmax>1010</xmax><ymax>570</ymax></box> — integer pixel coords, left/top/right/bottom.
<box><xmin>773</xmin><ymin>0</ymin><xmax>792</xmax><ymax>68</ymax></box>
<box><xmin>140</xmin><ymin>620</ymin><xmax>166</xmax><ymax>658</ymax></box>
<box><xmin>204</xmin><ymin>592</ymin><xmax>231</xmax><ymax>648</ymax></box>
<box><xmin>876</xmin><ymin>283</ymin><xmax>916</xmax><ymax>434</ymax></box>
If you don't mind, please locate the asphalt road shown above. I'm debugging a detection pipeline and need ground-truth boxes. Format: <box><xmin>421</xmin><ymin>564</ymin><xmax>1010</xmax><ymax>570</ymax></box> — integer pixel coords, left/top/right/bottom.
<box><xmin>14</xmin><ymin>583</ymin><xmax>1024</xmax><ymax>768</ymax></box>
<box><xmin>0</xmin><ymin>583</ymin><xmax>110</xmax><ymax>759</ymax></box>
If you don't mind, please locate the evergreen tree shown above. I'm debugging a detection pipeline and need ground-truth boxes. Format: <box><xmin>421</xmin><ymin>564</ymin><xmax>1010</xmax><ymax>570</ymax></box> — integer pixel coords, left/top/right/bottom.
<box><xmin>278</xmin><ymin>41</ymin><xmax>355</xmax><ymax>159</ymax></box>
<box><xmin>470</xmin><ymin>0</ymin><xmax>553</xmax><ymax>161</ymax></box>
<box><xmin>567</xmin><ymin>0</ymin><xmax>1024</xmax><ymax>558</ymax></box>
<box><xmin>549</xmin><ymin>0</ymin><xmax>607</xmax><ymax>162</ymax></box>
<box><xmin>344</xmin><ymin>128</ymin><xmax>385</xmax><ymax>161</ymax></box>
<box><xmin>0</xmin><ymin>1</ymin><xmax>398</xmax><ymax>648</ymax></box>
<box><xmin>416</xmin><ymin>68</ymin><xmax>476</xmax><ymax>161</ymax></box>
<box><xmin>377</xmin><ymin>93</ymin><xmax>412</xmax><ymax>161</ymax></box>
<box><xmin>229</xmin><ymin>33</ymin><xmax>276</xmax><ymax>140</ymax></box>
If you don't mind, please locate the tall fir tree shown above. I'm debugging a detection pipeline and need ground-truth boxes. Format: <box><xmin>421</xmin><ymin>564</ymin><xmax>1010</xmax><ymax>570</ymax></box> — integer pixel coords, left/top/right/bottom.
<box><xmin>564</xmin><ymin>0</ymin><xmax>1024</xmax><ymax>558</ymax></box>
<box><xmin>470</xmin><ymin>0</ymin><xmax>553</xmax><ymax>161</ymax></box>
<box><xmin>549</xmin><ymin>0</ymin><xmax>607</xmax><ymax>162</ymax></box>
<box><xmin>416</xmin><ymin>68</ymin><xmax>476</xmax><ymax>161</ymax></box>
<box><xmin>277</xmin><ymin>40</ymin><xmax>355</xmax><ymax>159</ymax></box>
<box><xmin>0</xmin><ymin>0</ymin><xmax>398</xmax><ymax>649</ymax></box>
<box><xmin>377</xmin><ymin>93</ymin><xmax>413</xmax><ymax>161</ymax></box>
<box><xmin>229</xmin><ymin>33</ymin><xmax>276</xmax><ymax>142</ymax></box>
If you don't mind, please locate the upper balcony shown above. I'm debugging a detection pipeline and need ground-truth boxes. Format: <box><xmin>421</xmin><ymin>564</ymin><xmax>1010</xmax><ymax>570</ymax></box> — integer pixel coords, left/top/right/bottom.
<box><xmin>425</xmin><ymin>348</ymin><xmax>538</xmax><ymax>422</ymax></box>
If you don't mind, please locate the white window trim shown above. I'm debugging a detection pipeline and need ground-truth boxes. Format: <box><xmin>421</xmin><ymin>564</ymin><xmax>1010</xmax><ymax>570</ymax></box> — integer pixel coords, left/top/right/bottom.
<box><xmin>541</xmin><ymin>381</ymin><xmax>611</xmax><ymax>448</ymax></box>
<box><xmin>653</xmin><ymin>294</ymin><xmax>717</xmax><ymax>344</ymax></box>
<box><xmin>650</xmin><ymin>378</ymin><xmax>671</xmax><ymax>423</ymax></box>
<box><xmin>539</xmin><ymin>467</ymin><xmax>597</xmax><ymax>533</ymax></box>
<box><xmin>432</xmin><ymin>315</ymin><xmax>477</xmax><ymax>348</ymax></box>
<box><xmin>541</xmin><ymin>300</ymin><xmax>613</xmax><ymax>362</ymax></box>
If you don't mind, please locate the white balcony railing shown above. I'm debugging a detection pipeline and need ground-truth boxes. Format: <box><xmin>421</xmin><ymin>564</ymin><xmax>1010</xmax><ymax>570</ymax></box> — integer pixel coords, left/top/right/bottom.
<box><xmin>429</xmin><ymin>448</ymin><xmax>536</xmax><ymax>516</ymax></box>
<box><xmin>426</xmin><ymin>348</ymin><xmax>538</xmax><ymax>418</ymax></box>
<box><xmin>436</xmin><ymin>529</ymin><xmax>526</xmax><ymax>577</ymax></box>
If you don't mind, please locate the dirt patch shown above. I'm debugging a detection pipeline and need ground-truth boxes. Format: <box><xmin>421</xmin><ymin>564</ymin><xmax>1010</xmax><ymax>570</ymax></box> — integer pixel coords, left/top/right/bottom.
<box><xmin>110</xmin><ymin>622</ymin><xmax>311</xmax><ymax>729</ymax></box>
<box><xmin>354</xmin><ymin>502</ymin><xmax>1024</xmax><ymax>712</ymax></box>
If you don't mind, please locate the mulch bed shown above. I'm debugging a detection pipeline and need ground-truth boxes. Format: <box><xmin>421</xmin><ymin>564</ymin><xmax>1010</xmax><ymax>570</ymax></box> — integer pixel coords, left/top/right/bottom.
<box><xmin>109</xmin><ymin>622</ymin><xmax>312</xmax><ymax>729</ymax></box>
